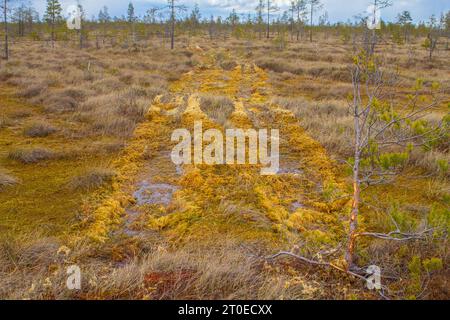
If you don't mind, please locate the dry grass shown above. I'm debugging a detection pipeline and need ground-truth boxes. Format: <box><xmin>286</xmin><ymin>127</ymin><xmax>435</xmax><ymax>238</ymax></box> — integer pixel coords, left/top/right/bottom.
<box><xmin>17</xmin><ymin>83</ymin><xmax>48</xmax><ymax>99</ymax></box>
<box><xmin>272</xmin><ymin>96</ymin><xmax>354</xmax><ymax>157</ymax></box>
<box><xmin>410</xmin><ymin>150</ymin><xmax>450</xmax><ymax>177</ymax></box>
<box><xmin>256</xmin><ymin>57</ymin><xmax>304</xmax><ymax>75</ymax></box>
<box><xmin>0</xmin><ymin>170</ymin><xmax>19</xmax><ymax>191</ymax></box>
<box><xmin>199</xmin><ymin>94</ymin><xmax>235</xmax><ymax>125</ymax></box>
<box><xmin>220</xmin><ymin>60</ymin><xmax>238</xmax><ymax>71</ymax></box>
<box><xmin>0</xmin><ymin>236</ymin><xmax>331</xmax><ymax>300</ymax></box>
<box><xmin>8</xmin><ymin>148</ymin><xmax>55</xmax><ymax>164</ymax></box>
<box><xmin>0</xmin><ymin>116</ymin><xmax>11</xmax><ymax>129</ymax></box>
<box><xmin>23</xmin><ymin>122</ymin><xmax>58</xmax><ymax>138</ymax></box>
<box><xmin>2</xmin><ymin>41</ymin><xmax>193</xmax><ymax>140</ymax></box>
<box><xmin>0</xmin><ymin>34</ymin><xmax>448</xmax><ymax>300</ymax></box>
<box><xmin>69</xmin><ymin>167</ymin><xmax>116</xmax><ymax>191</ymax></box>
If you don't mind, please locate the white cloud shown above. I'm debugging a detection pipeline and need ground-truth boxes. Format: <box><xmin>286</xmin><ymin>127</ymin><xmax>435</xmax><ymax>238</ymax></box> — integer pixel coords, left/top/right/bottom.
<box><xmin>31</xmin><ymin>0</ymin><xmax>450</xmax><ymax>22</ymax></box>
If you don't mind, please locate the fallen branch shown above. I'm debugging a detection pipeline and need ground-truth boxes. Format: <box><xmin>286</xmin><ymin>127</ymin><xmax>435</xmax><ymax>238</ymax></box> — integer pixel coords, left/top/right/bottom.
<box><xmin>356</xmin><ymin>228</ymin><xmax>434</xmax><ymax>241</ymax></box>
<box><xmin>266</xmin><ymin>251</ymin><xmax>367</xmax><ymax>281</ymax></box>
<box><xmin>267</xmin><ymin>251</ymin><xmax>399</xmax><ymax>300</ymax></box>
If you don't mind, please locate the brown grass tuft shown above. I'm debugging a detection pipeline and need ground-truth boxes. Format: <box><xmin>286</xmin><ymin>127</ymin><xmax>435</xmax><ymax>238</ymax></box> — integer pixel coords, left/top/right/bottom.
<box><xmin>199</xmin><ymin>94</ymin><xmax>235</xmax><ymax>125</ymax></box>
<box><xmin>0</xmin><ymin>170</ymin><xmax>19</xmax><ymax>191</ymax></box>
<box><xmin>17</xmin><ymin>83</ymin><xmax>48</xmax><ymax>98</ymax></box>
<box><xmin>68</xmin><ymin>167</ymin><xmax>116</xmax><ymax>191</ymax></box>
<box><xmin>23</xmin><ymin>122</ymin><xmax>57</xmax><ymax>137</ymax></box>
<box><xmin>8</xmin><ymin>148</ymin><xmax>55</xmax><ymax>164</ymax></box>
<box><xmin>0</xmin><ymin>116</ymin><xmax>11</xmax><ymax>129</ymax></box>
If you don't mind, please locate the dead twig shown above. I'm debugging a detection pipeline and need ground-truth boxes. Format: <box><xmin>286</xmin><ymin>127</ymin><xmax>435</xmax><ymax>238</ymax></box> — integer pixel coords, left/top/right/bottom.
<box><xmin>266</xmin><ymin>251</ymin><xmax>367</xmax><ymax>282</ymax></box>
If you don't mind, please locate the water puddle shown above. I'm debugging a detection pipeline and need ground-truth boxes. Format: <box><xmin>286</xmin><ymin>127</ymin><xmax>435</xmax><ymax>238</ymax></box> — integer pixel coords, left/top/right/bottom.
<box><xmin>133</xmin><ymin>181</ymin><xmax>179</xmax><ymax>206</ymax></box>
<box><xmin>289</xmin><ymin>201</ymin><xmax>305</xmax><ymax>212</ymax></box>
<box><xmin>278</xmin><ymin>165</ymin><xmax>303</xmax><ymax>175</ymax></box>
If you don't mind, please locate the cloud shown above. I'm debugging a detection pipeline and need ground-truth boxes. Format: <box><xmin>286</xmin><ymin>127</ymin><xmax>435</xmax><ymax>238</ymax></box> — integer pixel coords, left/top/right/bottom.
<box><xmin>31</xmin><ymin>0</ymin><xmax>450</xmax><ymax>22</ymax></box>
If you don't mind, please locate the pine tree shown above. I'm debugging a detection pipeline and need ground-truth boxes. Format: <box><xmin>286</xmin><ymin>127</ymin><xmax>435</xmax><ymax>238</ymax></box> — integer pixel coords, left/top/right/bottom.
<box><xmin>44</xmin><ymin>0</ymin><xmax>62</xmax><ymax>48</ymax></box>
<box><xmin>397</xmin><ymin>11</ymin><xmax>413</xmax><ymax>43</ymax></box>
<box><xmin>255</xmin><ymin>0</ymin><xmax>265</xmax><ymax>40</ymax></box>
<box><xmin>127</xmin><ymin>2</ymin><xmax>135</xmax><ymax>23</ymax></box>
<box><xmin>127</xmin><ymin>2</ymin><xmax>136</xmax><ymax>44</ymax></box>
<box><xmin>295</xmin><ymin>0</ymin><xmax>307</xmax><ymax>41</ymax></box>
<box><xmin>307</xmin><ymin>0</ymin><xmax>322</xmax><ymax>42</ymax></box>
<box><xmin>1</xmin><ymin>0</ymin><xmax>11</xmax><ymax>59</ymax></box>
<box><xmin>266</xmin><ymin>0</ymin><xmax>279</xmax><ymax>39</ymax></box>
<box><xmin>167</xmin><ymin>0</ymin><xmax>186</xmax><ymax>50</ymax></box>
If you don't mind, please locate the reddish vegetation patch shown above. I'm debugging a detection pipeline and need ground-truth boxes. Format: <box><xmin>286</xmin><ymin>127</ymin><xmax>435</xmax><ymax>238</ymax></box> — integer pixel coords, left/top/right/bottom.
<box><xmin>144</xmin><ymin>270</ymin><xmax>197</xmax><ymax>298</ymax></box>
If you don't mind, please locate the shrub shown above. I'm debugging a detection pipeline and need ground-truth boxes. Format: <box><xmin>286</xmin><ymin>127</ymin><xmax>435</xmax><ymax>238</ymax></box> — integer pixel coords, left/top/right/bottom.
<box><xmin>423</xmin><ymin>258</ymin><xmax>443</xmax><ymax>273</ymax></box>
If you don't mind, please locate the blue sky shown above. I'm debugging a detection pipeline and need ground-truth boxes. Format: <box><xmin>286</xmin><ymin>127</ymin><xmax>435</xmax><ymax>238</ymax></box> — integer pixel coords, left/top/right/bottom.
<box><xmin>32</xmin><ymin>0</ymin><xmax>450</xmax><ymax>23</ymax></box>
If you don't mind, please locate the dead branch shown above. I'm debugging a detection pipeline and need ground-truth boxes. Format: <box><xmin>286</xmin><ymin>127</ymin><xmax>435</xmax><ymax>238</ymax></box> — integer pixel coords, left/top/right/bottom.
<box><xmin>266</xmin><ymin>251</ymin><xmax>368</xmax><ymax>281</ymax></box>
<box><xmin>356</xmin><ymin>228</ymin><xmax>434</xmax><ymax>241</ymax></box>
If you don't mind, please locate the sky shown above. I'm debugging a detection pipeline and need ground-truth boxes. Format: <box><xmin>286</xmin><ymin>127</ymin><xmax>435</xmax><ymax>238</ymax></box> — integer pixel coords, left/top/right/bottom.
<box><xmin>31</xmin><ymin>0</ymin><xmax>450</xmax><ymax>24</ymax></box>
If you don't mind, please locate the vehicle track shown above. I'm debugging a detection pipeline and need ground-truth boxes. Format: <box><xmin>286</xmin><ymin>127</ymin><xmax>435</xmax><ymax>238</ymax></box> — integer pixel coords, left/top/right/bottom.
<box><xmin>88</xmin><ymin>50</ymin><xmax>347</xmax><ymax>249</ymax></box>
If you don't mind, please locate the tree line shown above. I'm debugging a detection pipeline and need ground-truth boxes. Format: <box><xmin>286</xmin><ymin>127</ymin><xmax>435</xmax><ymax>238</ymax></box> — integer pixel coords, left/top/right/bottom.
<box><xmin>0</xmin><ymin>0</ymin><xmax>449</xmax><ymax>56</ymax></box>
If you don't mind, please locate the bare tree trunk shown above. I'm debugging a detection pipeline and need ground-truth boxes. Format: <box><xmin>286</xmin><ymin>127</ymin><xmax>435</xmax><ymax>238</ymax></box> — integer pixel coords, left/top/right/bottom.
<box><xmin>78</xmin><ymin>18</ymin><xmax>83</xmax><ymax>50</ymax></box>
<box><xmin>170</xmin><ymin>1</ymin><xmax>174</xmax><ymax>50</ymax></box>
<box><xmin>51</xmin><ymin>20</ymin><xmax>55</xmax><ymax>49</ymax></box>
<box><xmin>309</xmin><ymin>5</ymin><xmax>313</xmax><ymax>42</ymax></box>
<box><xmin>266</xmin><ymin>0</ymin><xmax>270</xmax><ymax>39</ymax></box>
<box><xmin>346</xmin><ymin>149</ymin><xmax>361</xmax><ymax>270</ymax></box>
<box><xmin>370</xmin><ymin>28</ymin><xmax>376</xmax><ymax>55</ymax></box>
<box><xmin>290</xmin><ymin>9</ymin><xmax>294</xmax><ymax>41</ymax></box>
<box><xmin>346</xmin><ymin>68</ymin><xmax>362</xmax><ymax>270</ymax></box>
<box><xmin>3</xmin><ymin>0</ymin><xmax>8</xmax><ymax>60</ymax></box>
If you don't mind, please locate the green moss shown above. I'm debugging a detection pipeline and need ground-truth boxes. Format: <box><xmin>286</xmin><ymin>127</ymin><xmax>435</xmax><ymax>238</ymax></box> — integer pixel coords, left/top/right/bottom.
<box><xmin>0</xmin><ymin>87</ymin><xmax>119</xmax><ymax>240</ymax></box>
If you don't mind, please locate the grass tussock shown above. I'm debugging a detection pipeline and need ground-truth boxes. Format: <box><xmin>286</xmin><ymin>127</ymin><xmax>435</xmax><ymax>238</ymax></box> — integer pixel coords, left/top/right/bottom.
<box><xmin>8</xmin><ymin>148</ymin><xmax>55</xmax><ymax>164</ymax></box>
<box><xmin>17</xmin><ymin>83</ymin><xmax>48</xmax><ymax>99</ymax></box>
<box><xmin>1</xmin><ymin>37</ymin><xmax>448</xmax><ymax>300</ymax></box>
<box><xmin>0</xmin><ymin>116</ymin><xmax>12</xmax><ymax>129</ymax></box>
<box><xmin>256</xmin><ymin>58</ymin><xmax>304</xmax><ymax>75</ymax></box>
<box><xmin>410</xmin><ymin>150</ymin><xmax>450</xmax><ymax>177</ymax></box>
<box><xmin>199</xmin><ymin>94</ymin><xmax>235</xmax><ymax>125</ymax></box>
<box><xmin>272</xmin><ymin>96</ymin><xmax>354</xmax><ymax>157</ymax></box>
<box><xmin>69</xmin><ymin>167</ymin><xmax>116</xmax><ymax>191</ymax></box>
<box><xmin>0</xmin><ymin>170</ymin><xmax>19</xmax><ymax>191</ymax></box>
<box><xmin>220</xmin><ymin>60</ymin><xmax>238</xmax><ymax>71</ymax></box>
<box><xmin>0</xmin><ymin>237</ymin><xmax>325</xmax><ymax>300</ymax></box>
<box><xmin>23</xmin><ymin>122</ymin><xmax>58</xmax><ymax>138</ymax></box>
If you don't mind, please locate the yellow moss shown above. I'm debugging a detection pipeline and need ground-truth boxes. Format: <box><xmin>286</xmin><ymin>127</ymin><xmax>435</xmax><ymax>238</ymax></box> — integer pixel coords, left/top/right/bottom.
<box><xmin>0</xmin><ymin>87</ymin><xmax>120</xmax><ymax>240</ymax></box>
<box><xmin>85</xmin><ymin>103</ymin><xmax>176</xmax><ymax>241</ymax></box>
<box><xmin>145</xmin><ymin>52</ymin><xmax>347</xmax><ymax>247</ymax></box>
